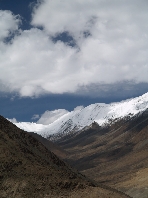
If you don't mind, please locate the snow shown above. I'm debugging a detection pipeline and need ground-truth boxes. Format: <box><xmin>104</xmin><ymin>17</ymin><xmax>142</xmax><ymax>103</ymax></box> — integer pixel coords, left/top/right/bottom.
<box><xmin>13</xmin><ymin>92</ymin><xmax>148</xmax><ymax>138</ymax></box>
<box><xmin>37</xmin><ymin>109</ymin><xmax>69</xmax><ymax>125</ymax></box>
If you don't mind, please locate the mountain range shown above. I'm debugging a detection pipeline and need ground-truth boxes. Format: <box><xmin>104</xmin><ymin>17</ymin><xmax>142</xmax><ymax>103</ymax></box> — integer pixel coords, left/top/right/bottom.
<box><xmin>4</xmin><ymin>92</ymin><xmax>148</xmax><ymax>197</ymax></box>
<box><xmin>57</xmin><ymin>111</ymin><xmax>148</xmax><ymax>198</ymax></box>
<box><xmin>0</xmin><ymin>115</ymin><xmax>131</xmax><ymax>198</ymax></box>
<box><xmin>13</xmin><ymin>92</ymin><xmax>148</xmax><ymax>140</ymax></box>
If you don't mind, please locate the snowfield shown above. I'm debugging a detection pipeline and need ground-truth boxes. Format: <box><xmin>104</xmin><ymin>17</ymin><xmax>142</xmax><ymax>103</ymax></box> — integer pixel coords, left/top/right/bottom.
<box><xmin>12</xmin><ymin>92</ymin><xmax>148</xmax><ymax>138</ymax></box>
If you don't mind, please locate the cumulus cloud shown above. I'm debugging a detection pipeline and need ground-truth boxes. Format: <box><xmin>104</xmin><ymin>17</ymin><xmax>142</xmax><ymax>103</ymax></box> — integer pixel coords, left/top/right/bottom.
<box><xmin>0</xmin><ymin>1</ymin><xmax>148</xmax><ymax>97</ymax></box>
<box><xmin>7</xmin><ymin>118</ymin><xmax>18</xmax><ymax>123</ymax></box>
<box><xmin>31</xmin><ymin>114</ymin><xmax>40</xmax><ymax>120</ymax></box>
<box><xmin>0</xmin><ymin>10</ymin><xmax>20</xmax><ymax>41</ymax></box>
<box><xmin>37</xmin><ymin>109</ymin><xmax>69</xmax><ymax>125</ymax></box>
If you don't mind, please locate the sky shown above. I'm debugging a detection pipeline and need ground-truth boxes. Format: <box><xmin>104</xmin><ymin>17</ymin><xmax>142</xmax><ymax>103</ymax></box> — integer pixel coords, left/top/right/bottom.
<box><xmin>0</xmin><ymin>0</ymin><xmax>148</xmax><ymax>123</ymax></box>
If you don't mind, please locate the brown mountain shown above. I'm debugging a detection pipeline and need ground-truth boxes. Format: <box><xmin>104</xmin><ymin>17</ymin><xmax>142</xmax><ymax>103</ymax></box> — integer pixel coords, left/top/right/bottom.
<box><xmin>0</xmin><ymin>115</ymin><xmax>130</xmax><ymax>198</ymax></box>
<box><xmin>29</xmin><ymin>132</ymin><xmax>67</xmax><ymax>159</ymax></box>
<box><xmin>57</xmin><ymin>111</ymin><xmax>148</xmax><ymax>198</ymax></box>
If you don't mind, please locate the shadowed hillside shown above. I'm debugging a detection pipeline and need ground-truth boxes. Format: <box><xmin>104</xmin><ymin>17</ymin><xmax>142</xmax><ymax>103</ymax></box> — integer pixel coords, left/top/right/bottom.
<box><xmin>0</xmin><ymin>115</ymin><xmax>130</xmax><ymax>198</ymax></box>
<box><xmin>29</xmin><ymin>132</ymin><xmax>68</xmax><ymax>159</ymax></box>
<box><xmin>57</xmin><ymin>111</ymin><xmax>148</xmax><ymax>198</ymax></box>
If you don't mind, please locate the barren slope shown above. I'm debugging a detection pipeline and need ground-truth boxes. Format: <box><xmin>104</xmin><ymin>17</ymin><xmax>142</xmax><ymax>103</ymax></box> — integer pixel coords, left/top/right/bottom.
<box><xmin>57</xmin><ymin>111</ymin><xmax>148</xmax><ymax>198</ymax></box>
<box><xmin>0</xmin><ymin>115</ymin><xmax>130</xmax><ymax>198</ymax></box>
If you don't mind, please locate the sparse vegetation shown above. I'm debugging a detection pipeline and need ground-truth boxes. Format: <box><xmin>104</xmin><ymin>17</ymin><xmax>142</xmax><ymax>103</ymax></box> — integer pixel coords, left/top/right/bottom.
<box><xmin>0</xmin><ymin>115</ymin><xmax>130</xmax><ymax>198</ymax></box>
<box><xmin>57</xmin><ymin>112</ymin><xmax>148</xmax><ymax>198</ymax></box>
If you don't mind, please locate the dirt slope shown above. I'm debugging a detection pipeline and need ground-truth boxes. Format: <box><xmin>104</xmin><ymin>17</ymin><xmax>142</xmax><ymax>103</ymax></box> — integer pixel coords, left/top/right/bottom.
<box><xmin>0</xmin><ymin>115</ymin><xmax>130</xmax><ymax>198</ymax></box>
<box><xmin>30</xmin><ymin>132</ymin><xmax>67</xmax><ymax>159</ymax></box>
<box><xmin>57</xmin><ymin>111</ymin><xmax>148</xmax><ymax>198</ymax></box>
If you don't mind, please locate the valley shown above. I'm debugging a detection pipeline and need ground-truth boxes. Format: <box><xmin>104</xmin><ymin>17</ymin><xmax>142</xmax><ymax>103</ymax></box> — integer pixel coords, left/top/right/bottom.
<box><xmin>2</xmin><ymin>93</ymin><xmax>148</xmax><ymax>198</ymax></box>
<box><xmin>56</xmin><ymin>112</ymin><xmax>148</xmax><ymax>198</ymax></box>
<box><xmin>0</xmin><ymin>115</ymin><xmax>131</xmax><ymax>198</ymax></box>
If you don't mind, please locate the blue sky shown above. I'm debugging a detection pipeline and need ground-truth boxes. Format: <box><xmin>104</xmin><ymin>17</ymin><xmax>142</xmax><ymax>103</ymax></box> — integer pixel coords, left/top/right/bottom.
<box><xmin>0</xmin><ymin>0</ymin><xmax>32</xmax><ymax>29</ymax></box>
<box><xmin>0</xmin><ymin>0</ymin><xmax>148</xmax><ymax>122</ymax></box>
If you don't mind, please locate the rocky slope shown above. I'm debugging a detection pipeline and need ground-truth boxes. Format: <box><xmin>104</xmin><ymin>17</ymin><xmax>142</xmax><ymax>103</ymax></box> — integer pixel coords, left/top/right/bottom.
<box><xmin>57</xmin><ymin>111</ymin><xmax>148</xmax><ymax>198</ymax></box>
<box><xmin>0</xmin><ymin>115</ymin><xmax>130</xmax><ymax>198</ymax></box>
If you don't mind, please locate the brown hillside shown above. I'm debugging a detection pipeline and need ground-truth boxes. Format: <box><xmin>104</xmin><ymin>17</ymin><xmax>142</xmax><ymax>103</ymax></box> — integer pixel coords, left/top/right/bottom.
<box><xmin>57</xmin><ymin>112</ymin><xmax>148</xmax><ymax>198</ymax></box>
<box><xmin>0</xmin><ymin>115</ymin><xmax>130</xmax><ymax>198</ymax></box>
<box><xmin>29</xmin><ymin>132</ymin><xmax>67</xmax><ymax>159</ymax></box>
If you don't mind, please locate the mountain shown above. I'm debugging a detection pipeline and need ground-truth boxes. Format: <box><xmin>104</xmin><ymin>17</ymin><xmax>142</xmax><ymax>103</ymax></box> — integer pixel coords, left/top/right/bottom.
<box><xmin>29</xmin><ymin>132</ymin><xmax>67</xmax><ymax>159</ymax></box>
<box><xmin>57</xmin><ymin>111</ymin><xmax>148</xmax><ymax>198</ymax></box>
<box><xmin>6</xmin><ymin>92</ymin><xmax>148</xmax><ymax>197</ymax></box>
<box><xmin>14</xmin><ymin>92</ymin><xmax>148</xmax><ymax>140</ymax></box>
<box><xmin>0</xmin><ymin>115</ymin><xmax>131</xmax><ymax>198</ymax></box>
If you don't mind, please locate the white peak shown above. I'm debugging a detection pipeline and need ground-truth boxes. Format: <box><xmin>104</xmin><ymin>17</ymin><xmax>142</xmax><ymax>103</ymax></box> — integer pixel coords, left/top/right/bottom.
<box><xmin>37</xmin><ymin>109</ymin><xmax>69</xmax><ymax>125</ymax></box>
<box><xmin>12</xmin><ymin>92</ymin><xmax>148</xmax><ymax>138</ymax></box>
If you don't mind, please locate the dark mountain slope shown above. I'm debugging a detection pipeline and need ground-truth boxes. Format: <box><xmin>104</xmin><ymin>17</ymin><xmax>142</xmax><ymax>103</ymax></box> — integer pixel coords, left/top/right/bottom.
<box><xmin>57</xmin><ymin>111</ymin><xmax>148</xmax><ymax>198</ymax></box>
<box><xmin>0</xmin><ymin>115</ymin><xmax>130</xmax><ymax>198</ymax></box>
<box><xmin>30</xmin><ymin>132</ymin><xmax>67</xmax><ymax>159</ymax></box>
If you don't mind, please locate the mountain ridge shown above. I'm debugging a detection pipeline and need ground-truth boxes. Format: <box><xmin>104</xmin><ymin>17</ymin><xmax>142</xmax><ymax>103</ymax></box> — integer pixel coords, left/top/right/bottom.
<box><xmin>12</xmin><ymin>92</ymin><xmax>148</xmax><ymax>140</ymax></box>
<box><xmin>56</xmin><ymin>111</ymin><xmax>148</xmax><ymax>198</ymax></box>
<box><xmin>0</xmin><ymin>115</ymin><xmax>131</xmax><ymax>198</ymax></box>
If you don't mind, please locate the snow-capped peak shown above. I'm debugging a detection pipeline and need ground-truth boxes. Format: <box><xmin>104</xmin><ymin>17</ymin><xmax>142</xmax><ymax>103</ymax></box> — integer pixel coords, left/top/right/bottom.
<box><xmin>13</xmin><ymin>92</ymin><xmax>148</xmax><ymax>138</ymax></box>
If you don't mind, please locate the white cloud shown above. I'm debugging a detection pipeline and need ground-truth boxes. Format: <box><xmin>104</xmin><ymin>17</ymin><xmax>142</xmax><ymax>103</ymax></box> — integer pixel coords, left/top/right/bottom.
<box><xmin>0</xmin><ymin>10</ymin><xmax>20</xmax><ymax>41</ymax></box>
<box><xmin>0</xmin><ymin>1</ymin><xmax>148</xmax><ymax>97</ymax></box>
<box><xmin>0</xmin><ymin>27</ymin><xmax>78</xmax><ymax>96</ymax></box>
<box><xmin>7</xmin><ymin>118</ymin><xmax>18</xmax><ymax>123</ymax></box>
<box><xmin>31</xmin><ymin>114</ymin><xmax>40</xmax><ymax>120</ymax></box>
<box><xmin>37</xmin><ymin>109</ymin><xmax>69</xmax><ymax>125</ymax></box>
